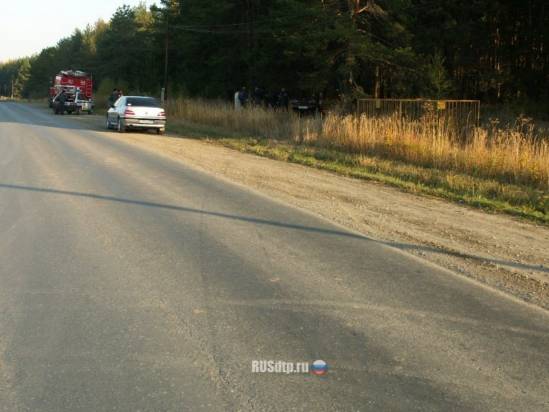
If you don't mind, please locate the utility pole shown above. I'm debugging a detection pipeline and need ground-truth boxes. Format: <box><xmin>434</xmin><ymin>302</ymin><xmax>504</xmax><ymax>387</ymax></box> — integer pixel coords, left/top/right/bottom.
<box><xmin>374</xmin><ymin>66</ymin><xmax>381</xmax><ymax>98</ymax></box>
<box><xmin>163</xmin><ymin>8</ymin><xmax>170</xmax><ymax>103</ymax></box>
<box><xmin>246</xmin><ymin>0</ymin><xmax>253</xmax><ymax>83</ymax></box>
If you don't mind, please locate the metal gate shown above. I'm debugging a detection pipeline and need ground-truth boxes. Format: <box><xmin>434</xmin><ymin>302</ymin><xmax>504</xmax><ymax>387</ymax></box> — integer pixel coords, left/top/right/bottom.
<box><xmin>357</xmin><ymin>99</ymin><xmax>481</xmax><ymax>140</ymax></box>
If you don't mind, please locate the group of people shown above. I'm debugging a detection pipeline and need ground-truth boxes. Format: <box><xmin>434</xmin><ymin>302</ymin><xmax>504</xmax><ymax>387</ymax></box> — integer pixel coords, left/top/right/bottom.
<box><xmin>234</xmin><ymin>86</ymin><xmax>325</xmax><ymax>116</ymax></box>
<box><xmin>108</xmin><ymin>88</ymin><xmax>124</xmax><ymax>107</ymax></box>
<box><xmin>234</xmin><ymin>86</ymin><xmax>290</xmax><ymax>111</ymax></box>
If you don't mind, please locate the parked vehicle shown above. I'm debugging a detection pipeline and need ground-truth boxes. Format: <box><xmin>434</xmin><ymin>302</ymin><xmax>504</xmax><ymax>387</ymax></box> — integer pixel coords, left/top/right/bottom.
<box><xmin>290</xmin><ymin>95</ymin><xmax>323</xmax><ymax>116</ymax></box>
<box><xmin>106</xmin><ymin>96</ymin><xmax>166</xmax><ymax>134</ymax></box>
<box><xmin>51</xmin><ymin>89</ymin><xmax>92</xmax><ymax>115</ymax></box>
<box><xmin>49</xmin><ymin>70</ymin><xmax>94</xmax><ymax>114</ymax></box>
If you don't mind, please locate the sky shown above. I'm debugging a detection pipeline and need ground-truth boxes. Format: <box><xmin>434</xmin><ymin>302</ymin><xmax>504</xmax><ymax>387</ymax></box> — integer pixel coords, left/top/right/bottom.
<box><xmin>0</xmin><ymin>0</ymin><xmax>154</xmax><ymax>63</ymax></box>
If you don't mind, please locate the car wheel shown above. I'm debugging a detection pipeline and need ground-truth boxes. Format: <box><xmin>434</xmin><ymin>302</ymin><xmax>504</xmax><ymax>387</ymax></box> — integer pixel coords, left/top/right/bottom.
<box><xmin>117</xmin><ymin>117</ymin><xmax>126</xmax><ymax>133</ymax></box>
<box><xmin>105</xmin><ymin>116</ymin><xmax>111</xmax><ymax>129</ymax></box>
<box><xmin>156</xmin><ymin>128</ymin><xmax>165</xmax><ymax>135</ymax></box>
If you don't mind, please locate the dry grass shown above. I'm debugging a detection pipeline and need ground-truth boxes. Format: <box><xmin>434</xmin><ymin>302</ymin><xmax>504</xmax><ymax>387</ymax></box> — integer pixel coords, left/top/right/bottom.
<box><xmin>167</xmin><ymin>98</ymin><xmax>298</xmax><ymax>139</ymax></box>
<box><xmin>317</xmin><ymin>115</ymin><xmax>549</xmax><ymax>190</ymax></box>
<box><xmin>168</xmin><ymin>98</ymin><xmax>549</xmax><ymax>191</ymax></box>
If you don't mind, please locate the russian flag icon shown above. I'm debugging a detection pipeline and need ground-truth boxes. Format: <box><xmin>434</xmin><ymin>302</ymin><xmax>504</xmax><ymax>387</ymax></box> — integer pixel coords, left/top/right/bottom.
<box><xmin>311</xmin><ymin>360</ymin><xmax>328</xmax><ymax>376</ymax></box>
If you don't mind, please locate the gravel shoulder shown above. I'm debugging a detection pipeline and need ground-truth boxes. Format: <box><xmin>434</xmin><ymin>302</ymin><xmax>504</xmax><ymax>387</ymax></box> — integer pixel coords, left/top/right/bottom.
<box><xmin>31</xmin><ymin>106</ymin><xmax>549</xmax><ymax>309</ymax></box>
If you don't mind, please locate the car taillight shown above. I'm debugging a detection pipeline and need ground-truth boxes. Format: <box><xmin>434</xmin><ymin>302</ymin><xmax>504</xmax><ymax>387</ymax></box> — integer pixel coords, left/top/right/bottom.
<box><xmin>124</xmin><ymin>109</ymin><xmax>135</xmax><ymax>116</ymax></box>
<box><xmin>159</xmin><ymin>111</ymin><xmax>166</xmax><ymax>117</ymax></box>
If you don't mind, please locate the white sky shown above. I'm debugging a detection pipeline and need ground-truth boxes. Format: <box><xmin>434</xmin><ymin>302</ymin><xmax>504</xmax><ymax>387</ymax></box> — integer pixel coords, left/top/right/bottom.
<box><xmin>0</xmin><ymin>0</ymin><xmax>154</xmax><ymax>62</ymax></box>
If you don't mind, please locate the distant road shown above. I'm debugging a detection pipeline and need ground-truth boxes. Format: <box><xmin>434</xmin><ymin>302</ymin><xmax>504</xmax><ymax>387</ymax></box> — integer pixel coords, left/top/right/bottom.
<box><xmin>0</xmin><ymin>102</ymin><xmax>548</xmax><ymax>411</ymax></box>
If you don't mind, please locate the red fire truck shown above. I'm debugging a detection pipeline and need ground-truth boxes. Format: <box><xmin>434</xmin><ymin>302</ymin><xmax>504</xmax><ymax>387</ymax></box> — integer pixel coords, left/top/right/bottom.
<box><xmin>49</xmin><ymin>70</ymin><xmax>94</xmax><ymax>114</ymax></box>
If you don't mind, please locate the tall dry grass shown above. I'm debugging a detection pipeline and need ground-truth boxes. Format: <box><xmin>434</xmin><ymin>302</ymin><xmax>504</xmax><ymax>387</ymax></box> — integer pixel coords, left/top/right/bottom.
<box><xmin>316</xmin><ymin>115</ymin><xmax>549</xmax><ymax>190</ymax></box>
<box><xmin>167</xmin><ymin>98</ymin><xmax>300</xmax><ymax>139</ymax></box>
<box><xmin>167</xmin><ymin>98</ymin><xmax>549</xmax><ymax>191</ymax></box>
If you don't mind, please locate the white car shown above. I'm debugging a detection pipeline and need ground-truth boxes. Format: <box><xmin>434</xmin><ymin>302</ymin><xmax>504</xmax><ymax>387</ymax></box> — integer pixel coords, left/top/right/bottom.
<box><xmin>106</xmin><ymin>96</ymin><xmax>166</xmax><ymax>134</ymax></box>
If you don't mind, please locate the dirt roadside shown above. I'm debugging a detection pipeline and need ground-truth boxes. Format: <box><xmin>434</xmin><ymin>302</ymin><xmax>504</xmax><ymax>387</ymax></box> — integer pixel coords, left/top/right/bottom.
<box><xmin>37</xmin><ymin>107</ymin><xmax>549</xmax><ymax>309</ymax></box>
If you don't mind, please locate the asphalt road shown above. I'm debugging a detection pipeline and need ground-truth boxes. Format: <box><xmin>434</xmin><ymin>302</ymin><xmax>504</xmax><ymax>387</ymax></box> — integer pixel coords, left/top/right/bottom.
<box><xmin>0</xmin><ymin>101</ymin><xmax>548</xmax><ymax>412</ymax></box>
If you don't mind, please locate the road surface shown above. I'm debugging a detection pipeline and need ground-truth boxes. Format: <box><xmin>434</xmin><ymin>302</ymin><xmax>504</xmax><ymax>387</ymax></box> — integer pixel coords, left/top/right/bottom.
<box><xmin>0</xmin><ymin>102</ymin><xmax>548</xmax><ymax>411</ymax></box>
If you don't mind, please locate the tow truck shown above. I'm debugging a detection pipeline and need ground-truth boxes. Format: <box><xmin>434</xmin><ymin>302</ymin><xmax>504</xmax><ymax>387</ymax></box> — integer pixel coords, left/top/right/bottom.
<box><xmin>49</xmin><ymin>70</ymin><xmax>94</xmax><ymax>115</ymax></box>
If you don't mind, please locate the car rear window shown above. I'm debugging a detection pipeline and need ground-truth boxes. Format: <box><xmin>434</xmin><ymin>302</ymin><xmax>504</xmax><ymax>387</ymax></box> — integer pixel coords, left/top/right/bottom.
<box><xmin>126</xmin><ymin>97</ymin><xmax>160</xmax><ymax>107</ymax></box>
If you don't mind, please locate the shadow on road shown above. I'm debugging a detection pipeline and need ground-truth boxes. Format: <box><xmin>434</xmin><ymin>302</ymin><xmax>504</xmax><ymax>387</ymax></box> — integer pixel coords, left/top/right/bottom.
<box><xmin>0</xmin><ymin>182</ymin><xmax>546</xmax><ymax>275</ymax></box>
<box><xmin>0</xmin><ymin>182</ymin><xmax>371</xmax><ymax>239</ymax></box>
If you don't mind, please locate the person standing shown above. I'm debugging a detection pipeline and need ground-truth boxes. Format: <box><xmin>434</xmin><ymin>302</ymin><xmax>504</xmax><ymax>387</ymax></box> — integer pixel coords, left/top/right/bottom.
<box><xmin>253</xmin><ymin>86</ymin><xmax>264</xmax><ymax>106</ymax></box>
<box><xmin>234</xmin><ymin>89</ymin><xmax>242</xmax><ymax>111</ymax></box>
<box><xmin>238</xmin><ymin>87</ymin><xmax>249</xmax><ymax>108</ymax></box>
<box><xmin>278</xmin><ymin>88</ymin><xmax>289</xmax><ymax>110</ymax></box>
<box><xmin>264</xmin><ymin>91</ymin><xmax>274</xmax><ymax>108</ymax></box>
<box><xmin>55</xmin><ymin>90</ymin><xmax>67</xmax><ymax>115</ymax></box>
<box><xmin>108</xmin><ymin>89</ymin><xmax>118</xmax><ymax>107</ymax></box>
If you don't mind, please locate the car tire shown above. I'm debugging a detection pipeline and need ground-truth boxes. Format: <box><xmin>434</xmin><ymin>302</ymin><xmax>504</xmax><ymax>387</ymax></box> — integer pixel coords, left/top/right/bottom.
<box><xmin>106</xmin><ymin>116</ymin><xmax>112</xmax><ymax>129</ymax></box>
<box><xmin>156</xmin><ymin>128</ymin><xmax>165</xmax><ymax>135</ymax></box>
<box><xmin>117</xmin><ymin>117</ymin><xmax>126</xmax><ymax>133</ymax></box>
